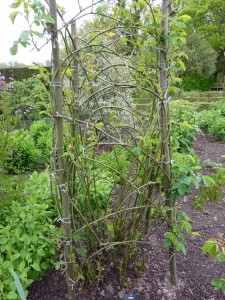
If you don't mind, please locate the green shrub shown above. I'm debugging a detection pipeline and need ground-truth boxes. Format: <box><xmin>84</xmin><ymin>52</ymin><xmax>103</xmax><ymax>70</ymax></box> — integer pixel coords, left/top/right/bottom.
<box><xmin>170</xmin><ymin>100</ymin><xmax>199</xmax><ymax>153</ymax></box>
<box><xmin>2</xmin><ymin>120</ymin><xmax>52</xmax><ymax>174</ymax></box>
<box><xmin>95</xmin><ymin>145</ymin><xmax>131</xmax><ymax>182</ymax></box>
<box><xmin>171</xmin><ymin>152</ymin><xmax>201</xmax><ymax>200</ymax></box>
<box><xmin>29</xmin><ymin>120</ymin><xmax>52</xmax><ymax>161</ymax></box>
<box><xmin>182</xmin><ymin>75</ymin><xmax>215</xmax><ymax>91</ymax></box>
<box><xmin>3</xmin><ymin>129</ymin><xmax>42</xmax><ymax>174</ymax></box>
<box><xmin>203</xmin><ymin>234</ymin><xmax>225</xmax><ymax>295</ymax></box>
<box><xmin>0</xmin><ymin>173</ymin><xmax>27</xmax><ymax>210</ymax></box>
<box><xmin>193</xmin><ymin>168</ymin><xmax>225</xmax><ymax>210</ymax></box>
<box><xmin>0</xmin><ymin>171</ymin><xmax>59</xmax><ymax>299</ymax></box>
<box><xmin>197</xmin><ymin>100</ymin><xmax>225</xmax><ymax>140</ymax></box>
<box><xmin>10</xmin><ymin>76</ymin><xmax>50</xmax><ymax>126</ymax></box>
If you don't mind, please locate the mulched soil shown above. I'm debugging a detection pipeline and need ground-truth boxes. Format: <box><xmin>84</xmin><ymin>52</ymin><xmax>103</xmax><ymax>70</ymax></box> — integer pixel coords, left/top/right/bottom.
<box><xmin>28</xmin><ymin>133</ymin><xmax>225</xmax><ymax>300</ymax></box>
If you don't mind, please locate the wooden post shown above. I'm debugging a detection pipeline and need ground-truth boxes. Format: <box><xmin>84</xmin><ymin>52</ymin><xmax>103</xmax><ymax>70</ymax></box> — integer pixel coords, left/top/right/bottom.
<box><xmin>71</xmin><ymin>20</ymin><xmax>79</xmax><ymax>97</ymax></box>
<box><xmin>49</xmin><ymin>0</ymin><xmax>75</xmax><ymax>299</ymax></box>
<box><xmin>160</xmin><ymin>0</ymin><xmax>177</xmax><ymax>285</ymax></box>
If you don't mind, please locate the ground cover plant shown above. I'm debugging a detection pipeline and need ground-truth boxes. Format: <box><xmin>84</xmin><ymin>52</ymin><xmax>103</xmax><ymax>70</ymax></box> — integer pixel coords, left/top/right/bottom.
<box><xmin>0</xmin><ymin>171</ymin><xmax>59</xmax><ymax>299</ymax></box>
<box><xmin>197</xmin><ymin>99</ymin><xmax>225</xmax><ymax>140</ymax></box>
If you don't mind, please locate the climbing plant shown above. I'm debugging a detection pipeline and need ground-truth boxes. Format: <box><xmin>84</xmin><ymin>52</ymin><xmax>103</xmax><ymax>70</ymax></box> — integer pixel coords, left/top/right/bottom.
<box><xmin>9</xmin><ymin>0</ymin><xmax>191</xmax><ymax>298</ymax></box>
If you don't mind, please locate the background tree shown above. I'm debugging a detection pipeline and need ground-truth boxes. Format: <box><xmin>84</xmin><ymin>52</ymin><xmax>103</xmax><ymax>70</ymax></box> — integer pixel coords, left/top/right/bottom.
<box><xmin>182</xmin><ymin>0</ymin><xmax>225</xmax><ymax>85</ymax></box>
<box><xmin>183</xmin><ymin>33</ymin><xmax>217</xmax><ymax>77</ymax></box>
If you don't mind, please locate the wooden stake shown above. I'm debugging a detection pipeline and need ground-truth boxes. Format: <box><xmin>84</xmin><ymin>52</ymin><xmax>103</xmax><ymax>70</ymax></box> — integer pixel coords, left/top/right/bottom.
<box><xmin>160</xmin><ymin>0</ymin><xmax>177</xmax><ymax>285</ymax></box>
<box><xmin>49</xmin><ymin>0</ymin><xmax>75</xmax><ymax>298</ymax></box>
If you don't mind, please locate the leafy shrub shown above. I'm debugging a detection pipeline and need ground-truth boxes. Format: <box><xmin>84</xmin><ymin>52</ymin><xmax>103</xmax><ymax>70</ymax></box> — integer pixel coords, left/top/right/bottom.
<box><xmin>95</xmin><ymin>145</ymin><xmax>131</xmax><ymax>182</ymax></box>
<box><xmin>74</xmin><ymin>160</ymin><xmax>115</xmax><ymax>217</ymax></box>
<box><xmin>171</xmin><ymin>152</ymin><xmax>201</xmax><ymax>200</ymax></box>
<box><xmin>3</xmin><ymin>129</ymin><xmax>42</xmax><ymax>174</ymax></box>
<box><xmin>0</xmin><ymin>90</ymin><xmax>21</xmax><ymax>165</ymax></box>
<box><xmin>29</xmin><ymin>120</ymin><xmax>52</xmax><ymax>161</ymax></box>
<box><xmin>0</xmin><ymin>171</ymin><xmax>59</xmax><ymax>299</ymax></box>
<box><xmin>2</xmin><ymin>120</ymin><xmax>52</xmax><ymax>174</ymax></box>
<box><xmin>182</xmin><ymin>74</ymin><xmax>215</xmax><ymax>91</ymax></box>
<box><xmin>170</xmin><ymin>100</ymin><xmax>199</xmax><ymax>153</ymax></box>
<box><xmin>72</xmin><ymin>145</ymin><xmax>131</xmax><ymax>217</ymax></box>
<box><xmin>0</xmin><ymin>173</ymin><xmax>27</xmax><ymax>210</ymax></box>
<box><xmin>197</xmin><ymin>100</ymin><xmax>225</xmax><ymax>140</ymax></box>
<box><xmin>193</xmin><ymin>168</ymin><xmax>225</xmax><ymax>210</ymax></box>
<box><xmin>10</xmin><ymin>76</ymin><xmax>50</xmax><ymax>126</ymax></box>
<box><xmin>203</xmin><ymin>234</ymin><xmax>225</xmax><ymax>294</ymax></box>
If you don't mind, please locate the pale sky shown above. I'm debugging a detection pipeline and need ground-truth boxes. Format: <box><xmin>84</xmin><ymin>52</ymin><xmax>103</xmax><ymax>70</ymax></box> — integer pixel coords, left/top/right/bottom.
<box><xmin>0</xmin><ymin>0</ymin><xmax>96</xmax><ymax>65</ymax></box>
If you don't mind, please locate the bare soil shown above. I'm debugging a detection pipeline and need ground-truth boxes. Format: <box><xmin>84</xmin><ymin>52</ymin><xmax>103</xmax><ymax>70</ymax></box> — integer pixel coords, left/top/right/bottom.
<box><xmin>28</xmin><ymin>133</ymin><xmax>225</xmax><ymax>300</ymax></box>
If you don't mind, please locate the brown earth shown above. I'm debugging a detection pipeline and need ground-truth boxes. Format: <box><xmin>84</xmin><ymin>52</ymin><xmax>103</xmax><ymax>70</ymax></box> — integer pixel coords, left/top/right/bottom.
<box><xmin>28</xmin><ymin>133</ymin><xmax>225</xmax><ymax>300</ymax></box>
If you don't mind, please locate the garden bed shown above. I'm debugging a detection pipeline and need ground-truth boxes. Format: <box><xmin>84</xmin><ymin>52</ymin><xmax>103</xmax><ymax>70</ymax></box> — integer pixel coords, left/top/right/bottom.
<box><xmin>27</xmin><ymin>132</ymin><xmax>225</xmax><ymax>300</ymax></box>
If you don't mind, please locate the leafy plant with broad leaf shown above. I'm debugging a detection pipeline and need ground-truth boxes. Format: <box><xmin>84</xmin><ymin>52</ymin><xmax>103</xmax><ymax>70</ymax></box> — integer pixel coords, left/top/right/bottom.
<box><xmin>0</xmin><ymin>171</ymin><xmax>59</xmax><ymax>299</ymax></box>
<box><xmin>203</xmin><ymin>233</ymin><xmax>225</xmax><ymax>294</ymax></box>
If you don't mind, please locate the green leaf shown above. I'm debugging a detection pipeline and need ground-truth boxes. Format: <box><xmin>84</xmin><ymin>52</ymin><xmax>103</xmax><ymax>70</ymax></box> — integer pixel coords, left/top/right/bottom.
<box><xmin>9</xmin><ymin>11</ymin><xmax>20</xmax><ymax>24</ymax></box>
<box><xmin>202</xmin><ymin>175</ymin><xmax>215</xmax><ymax>187</ymax></box>
<box><xmin>136</xmin><ymin>65</ymin><xmax>145</xmax><ymax>72</ymax></box>
<box><xmin>163</xmin><ymin>236</ymin><xmax>172</xmax><ymax>248</ymax></box>
<box><xmin>20</xmin><ymin>234</ymin><xmax>30</xmax><ymax>245</ymax></box>
<box><xmin>88</xmin><ymin>72</ymin><xmax>97</xmax><ymax>80</ymax></box>
<box><xmin>10</xmin><ymin>0</ymin><xmax>23</xmax><ymax>9</ymax></box>
<box><xmin>30</xmin><ymin>30</ymin><xmax>43</xmax><ymax>38</ymax></box>
<box><xmin>176</xmin><ymin>243</ymin><xmax>187</xmax><ymax>255</ymax></box>
<box><xmin>55</xmin><ymin>262</ymin><xmax>61</xmax><ymax>270</ymax></box>
<box><xmin>202</xmin><ymin>238</ymin><xmax>219</xmax><ymax>257</ymax></box>
<box><xmin>6</xmin><ymin>290</ymin><xmax>18</xmax><ymax>299</ymax></box>
<box><xmin>31</xmin><ymin>262</ymin><xmax>41</xmax><ymax>272</ymax></box>
<box><xmin>0</xmin><ymin>237</ymin><xmax>8</xmax><ymax>244</ymax></box>
<box><xmin>10</xmin><ymin>42</ymin><xmax>18</xmax><ymax>55</ymax></box>
<box><xmin>120</xmin><ymin>37</ymin><xmax>128</xmax><ymax>44</ymax></box>
<box><xmin>181</xmin><ymin>220</ymin><xmax>192</xmax><ymax>233</ymax></box>
<box><xmin>190</xmin><ymin>231</ymin><xmax>200</xmax><ymax>237</ymax></box>
<box><xmin>37</xmin><ymin>248</ymin><xmax>45</xmax><ymax>257</ymax></box>
<box><xmin>11</xmin><ymin>270</ymin><xmax>27</xmax><ymax>300</ymax></box>
<box><xmin>20</xmin><ymin>30</ymin><xmax>29</xmax><ymax>42</ymax></box>
<box><xmin>178</xmin><ymin>183</ymin><xmax>188</xmax><ymax>196</ymax></box>
<box><xmin>40</xmin><ymin>14</ymin><xmax>55</xmax><ymax>24</ymax></box>
<box><xmin>177</xmin><ymin>15</ymin><xmax>192</xmax><ymax>22</ymax></box>
<box><xmin>96</xmin><ymin>5</ymin><xmax>105</xmax><ymax>15</ymax></box>
<box><xmin>211</xmin><ymin>278</ymin><xmax>222</xmax><ymax>291</ymax></box>
<box><xmin>20</xmin><ymin>211</ymin><xmax>26</xmax><ymax>219</ymax></box>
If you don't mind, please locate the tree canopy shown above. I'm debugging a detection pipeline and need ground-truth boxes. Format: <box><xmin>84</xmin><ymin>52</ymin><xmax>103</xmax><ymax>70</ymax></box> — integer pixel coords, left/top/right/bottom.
<box><xmin>182</xmin><ymin>0</ymin><xmax>225</xmax><ymax>84</ymax></box>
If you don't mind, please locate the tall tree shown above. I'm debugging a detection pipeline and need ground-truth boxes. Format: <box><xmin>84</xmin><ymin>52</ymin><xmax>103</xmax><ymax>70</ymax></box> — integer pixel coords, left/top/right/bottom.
<box><xmin>182</xmin><ymin>0</ymin><xmax>225</xmax><ymax>85</ymax></box>
<box><xmin>183</xmin><ymin>33</ymin><xmax>217</xmax><ymax>77</ymax></box>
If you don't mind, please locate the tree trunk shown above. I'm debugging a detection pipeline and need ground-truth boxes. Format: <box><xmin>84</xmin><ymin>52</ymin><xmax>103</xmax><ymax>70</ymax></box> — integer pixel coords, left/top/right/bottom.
<box><xmin>159</xmin><ymin>0</ymin><xmax>177</xmax><ymax>285</ymax></box>
<box><xmin>216</xmin><ymin>69</ymin><xmax>224</xmax><ymax>85</ymax></box>
<box><xmin>49</xmin><ymin>1</ymin><xmax>75</xmax><ymax>299</ymax></box>
<box><xmin>216</xmin><ymin>51</ymin><xmax>225</xmax><ymax>85</ymax></box>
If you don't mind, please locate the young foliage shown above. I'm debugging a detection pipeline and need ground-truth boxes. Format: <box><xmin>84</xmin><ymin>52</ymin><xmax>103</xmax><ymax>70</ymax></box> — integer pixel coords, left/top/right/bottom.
<box><xmin>203</xmin><ymin>233</ymin><xmax>225</xmax><ymax>294</ymax></box>
<box><xmin>0</xmin><ymin>171</ymin><xmax>59</xmax><ymax>299</ymax></box>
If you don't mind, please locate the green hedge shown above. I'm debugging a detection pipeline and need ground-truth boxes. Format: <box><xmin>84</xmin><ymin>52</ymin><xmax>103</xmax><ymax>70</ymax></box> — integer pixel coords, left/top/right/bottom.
<box><xmin>1</xmin><ymin>67</ymin><xmax>51</xmax><ymax>82</ymax></box>
<box><xmin>182</xmin><ymin>75</ymin><xmax>216</xmax><ymax>91</ymax></box>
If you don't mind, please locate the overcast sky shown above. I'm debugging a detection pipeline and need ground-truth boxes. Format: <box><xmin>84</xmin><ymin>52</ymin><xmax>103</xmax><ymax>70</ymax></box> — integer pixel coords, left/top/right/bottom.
<box><xmin>0</xmin><ymin>0</ymin><xmax>95</xmax><ymax>65</ymax></box>
<box><xmin>1</xmin><ymin>0</ymin><xmax>160</xmax><ymax>65</ymax></box>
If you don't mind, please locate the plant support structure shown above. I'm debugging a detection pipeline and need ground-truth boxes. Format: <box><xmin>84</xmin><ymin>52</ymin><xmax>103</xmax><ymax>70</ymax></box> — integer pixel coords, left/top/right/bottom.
<box><xmin>159</xmin><ymin>0</ymin><xmax>177</xmax><ymax>285</ymax></box>
<box><xmin>49</xmin><ymin>0</ymin><xmax>75</xmax><ymax>299</ymax></box>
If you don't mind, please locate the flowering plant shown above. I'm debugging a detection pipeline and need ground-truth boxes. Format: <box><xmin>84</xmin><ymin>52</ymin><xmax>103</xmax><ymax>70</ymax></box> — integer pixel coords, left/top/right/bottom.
<box><xmin>0</xmin><ymin>71</ymin><xmax>14</xmax><ymax>92</ymax></box>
